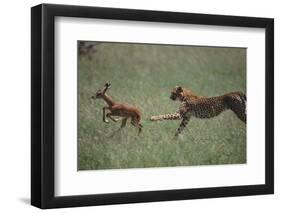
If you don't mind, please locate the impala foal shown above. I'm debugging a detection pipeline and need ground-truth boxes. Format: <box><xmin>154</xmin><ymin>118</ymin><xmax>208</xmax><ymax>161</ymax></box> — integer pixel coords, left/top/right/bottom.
<box><xmin>92</xmin><ymin>83</ymin><xmax>143</xmax><ymax>134</ymax></box>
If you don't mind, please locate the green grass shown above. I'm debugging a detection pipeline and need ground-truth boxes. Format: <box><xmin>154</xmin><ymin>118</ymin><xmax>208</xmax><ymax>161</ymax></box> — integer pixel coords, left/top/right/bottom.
<box><xmin>78</xmin><ymin>42</ymin><xmax>246</xmax><ymax>170</ymax></box>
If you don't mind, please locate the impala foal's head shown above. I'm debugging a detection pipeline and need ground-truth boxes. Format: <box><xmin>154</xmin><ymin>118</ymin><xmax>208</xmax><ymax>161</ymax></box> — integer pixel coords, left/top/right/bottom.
<box><xmin>92</xmin><ymin>82</ymin><xmax>111</xmax><ymax>99</ymax></box>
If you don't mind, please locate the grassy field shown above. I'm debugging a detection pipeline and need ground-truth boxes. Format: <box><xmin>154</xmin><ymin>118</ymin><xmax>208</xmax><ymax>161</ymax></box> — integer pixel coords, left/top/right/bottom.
<box><xmin>78</xmin><ymin>42</ymin><xmax>246</xmax><ymax>170</ymax></box>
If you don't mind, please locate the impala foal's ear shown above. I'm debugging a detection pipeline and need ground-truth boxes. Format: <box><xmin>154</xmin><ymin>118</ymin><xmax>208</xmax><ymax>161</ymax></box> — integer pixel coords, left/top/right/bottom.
<box><xmin>103</xmin><ymin>82</ymin><xmax>111</xmax><ymax>93</ymax></box>
<box><xmin>105</xmin><ymin>82</ymin><xmax>111</xmax><ymax>89</ymax></box>
<box><xmin>176</xmin><ymin>86</ymin><xmax>183</xmax><ymax>92</ymax></box>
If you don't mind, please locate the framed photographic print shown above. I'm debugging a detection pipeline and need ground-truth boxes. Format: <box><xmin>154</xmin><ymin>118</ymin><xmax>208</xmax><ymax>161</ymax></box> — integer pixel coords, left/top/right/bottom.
<box><xmin>31</xmin><ymin>3</ymin><xmax>274</xmax><ymax>209</ymax></box>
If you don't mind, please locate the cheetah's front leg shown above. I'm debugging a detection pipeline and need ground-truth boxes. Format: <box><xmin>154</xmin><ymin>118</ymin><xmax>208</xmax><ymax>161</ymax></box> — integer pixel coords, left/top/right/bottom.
<box><xmin>175</xmin><ymin>113</ymin><xmax>191</xmax><ymax>137</ymax></box>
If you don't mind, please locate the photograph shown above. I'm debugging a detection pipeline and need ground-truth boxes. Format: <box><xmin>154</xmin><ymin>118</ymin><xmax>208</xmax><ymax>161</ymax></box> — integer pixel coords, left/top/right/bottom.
<box><xmin>30</xmin><ymin>3</ymin><xmax>274</xmax><ymax>209</ymax></box>
<box><xmin>78</xmin><ymin>41</ymin><xmax>247</xmax><ymax>170</ymax></box>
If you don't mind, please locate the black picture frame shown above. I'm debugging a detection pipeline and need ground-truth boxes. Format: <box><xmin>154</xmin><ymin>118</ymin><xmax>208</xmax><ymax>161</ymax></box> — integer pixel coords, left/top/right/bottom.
<box><xmin>31</xmin><ymin>3</ymin><xmax>274</xmax><ymax>209</ymax></box>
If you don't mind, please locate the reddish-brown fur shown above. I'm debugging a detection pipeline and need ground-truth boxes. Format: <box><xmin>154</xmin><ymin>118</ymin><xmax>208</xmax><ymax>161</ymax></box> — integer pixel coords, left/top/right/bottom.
<box><xmin>92</xmin><ymin>83</ymin><xmax>142</xmax><ymax>134</ymax></box>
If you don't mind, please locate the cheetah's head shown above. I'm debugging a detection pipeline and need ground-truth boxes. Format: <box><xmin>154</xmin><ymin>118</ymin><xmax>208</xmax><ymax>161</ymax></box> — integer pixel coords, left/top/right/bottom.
<box><xmin>170</xmin><ymin>86</ymin><xmax>184</xmax><ymax>101</ymax></box>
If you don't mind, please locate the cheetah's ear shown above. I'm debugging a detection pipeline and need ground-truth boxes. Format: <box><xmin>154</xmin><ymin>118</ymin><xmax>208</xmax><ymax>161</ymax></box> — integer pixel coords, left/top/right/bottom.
<box><xmin>176</xmin><ymin>86</ymin><xmax>183</xmax><ymax>92</ymax></box>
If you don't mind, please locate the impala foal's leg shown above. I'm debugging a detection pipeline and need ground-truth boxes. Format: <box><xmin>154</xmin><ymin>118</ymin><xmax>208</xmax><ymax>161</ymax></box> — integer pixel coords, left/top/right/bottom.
<box><xmin>131</xmin><ymin>118</ymin><xmax>142</xmax><ymax>134</ymax></box>
<box><xmin>120</xmin><ymin>118</ymin><xmax>128</xmax><ymax>128</ymax></box>
<box><xmin>102</xmin><ymin>107</ymin><xmax>109</xmax><ymax>123</ymax></box>
<box><xmin>137</xmin><ymin>123</ymin><xmax>142</xmax><ymax>134</ymax></box>
<box><xmin>109</xmin><ymin>117</ymin><xmax>127</xmax><ymax>138</ymax></box>
<box><xmin>106</xmin><ymin>113</ymin><xmax>119</xmax><ymax>122</ymax></box>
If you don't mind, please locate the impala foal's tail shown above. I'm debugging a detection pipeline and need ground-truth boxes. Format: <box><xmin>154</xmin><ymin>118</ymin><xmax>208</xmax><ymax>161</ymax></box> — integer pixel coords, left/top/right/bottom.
<box><xmin>150</xmin><ymin>112</ymin><xmax>181</xmax><ymax>121</ymax></box>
